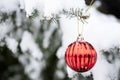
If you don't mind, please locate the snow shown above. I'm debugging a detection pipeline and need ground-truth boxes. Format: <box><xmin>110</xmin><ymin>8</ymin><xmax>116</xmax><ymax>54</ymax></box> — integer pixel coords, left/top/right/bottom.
<box><xmin>0</xmin><ymin>21</ymin><xmax>14</xmax><ymax>44</ymax></box>
<box><xmin>84</xmin><ymin>7</ymin><xmax>120</xmax><ymax>50</ymax></box>
<box><xmin>19</xmin><ymin>0</ymin><xmax>25</xmax><ymax>9</ymax></box>
<box><xmin>19</xmin><ymin>0</ymin><xmax>44</xmax><ymax>17</ymax></box>
<box><xmin>23</xmin><ymin>0</ymin><xmax>36</xmax><ymax>17</ymax></box>
<box><xmin>0</xmin><ymin>0</ymin><xmax>120</xmax><ymax>80</ymax></box>
<box><xmin>55</xmin><ymin>70</ymin><xmax>65</xmax><ymax>79</ymax></box>
<box><xmin>16</xmin><ymin>8</ymin><xmax>22</xmax><ymax>27</ymax></box>
<box><xmin>20</xmin><ymin>31</ymin><xmax>43</xmax><ymax>61</ymax></box>
<box><xmin>20</xmin><ymin>31</ymin><xmax>43</xmax><ymax>80</ymax></box>
<box><xmin>0</xmin><ymin>0</ymin><xmax>19</xmax><ymax>13</ymax></box>
<box><xmin>91</xmin><ymin>54</ymin><xmax>118</xmax><ymax>80</ymax></box>
<box><xmin>5</xmin><ymin>37</ymin><xmax>18</xmax><ymax>53</ymax></box>
<box><xmin>19</xmin><ymin>0</ymin><xmax>86</xmax><ymax>17</ymax></box>
<box><xmin>42</xmin><ymin>22</ymin><xmax>58</xmax><ymax>48</ymax></box>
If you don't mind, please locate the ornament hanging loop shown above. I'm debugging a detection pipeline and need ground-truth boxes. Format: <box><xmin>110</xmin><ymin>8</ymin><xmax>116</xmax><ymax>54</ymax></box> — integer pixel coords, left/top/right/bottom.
<box><xmin>77</xmin><ymin>18</ymin><xmax>84</xmax><ymax>41</ymax></box>
<box><xmin>77</xmin><ymin>34</ymin><xmax>84</xmax><ymax>42</ymax></box>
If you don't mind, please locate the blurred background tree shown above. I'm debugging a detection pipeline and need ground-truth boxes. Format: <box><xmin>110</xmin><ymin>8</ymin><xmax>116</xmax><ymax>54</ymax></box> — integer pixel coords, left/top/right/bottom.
<box><xmin>0</xmin><ymin>5</ymin><xmax>68</xmax><ymax>80</ymax></box>
<box><xmin>0</xmin><ymin>45</ymin><xmax>30</xmax><ymax>80</ymax></box>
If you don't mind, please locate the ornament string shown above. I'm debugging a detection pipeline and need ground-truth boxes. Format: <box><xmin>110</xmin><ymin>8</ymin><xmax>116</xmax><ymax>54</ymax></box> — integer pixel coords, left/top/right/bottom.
<box><xmin>77</xmin><ymin>19</ymin><xmax>80</xmax><ymax>38</ymax></box>
<box><xmin>77</xmin><ymin>0</ymin><xmax>94</xmax><ymax>40</ymax></box>
<box><xmin>77</xmin><ymin>18</ymin><xmax>84</xmax><ymax>40</ymax></box>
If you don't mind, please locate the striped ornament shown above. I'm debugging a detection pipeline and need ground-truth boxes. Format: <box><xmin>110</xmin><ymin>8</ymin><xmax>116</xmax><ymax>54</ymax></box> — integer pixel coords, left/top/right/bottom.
<box><xmin>65</xmin><ymin>40</ymin><xmax>97</xmax><ymax>72</ymax></box>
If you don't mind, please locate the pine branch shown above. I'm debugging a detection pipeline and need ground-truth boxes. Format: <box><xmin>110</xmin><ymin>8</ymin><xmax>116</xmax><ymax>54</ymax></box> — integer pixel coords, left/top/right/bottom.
<box><xmin>62</xmin><ymin>8</ymin><xmax>89</xmax><ymax>24</ymax></box>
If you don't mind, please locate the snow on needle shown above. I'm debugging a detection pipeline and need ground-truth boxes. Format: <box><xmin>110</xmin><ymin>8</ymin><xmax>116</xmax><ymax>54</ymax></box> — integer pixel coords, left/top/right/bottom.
<box><xmin>62</xmin><ymin>8</ymin><xmax>89</xmax><ymax>24</ymax></box>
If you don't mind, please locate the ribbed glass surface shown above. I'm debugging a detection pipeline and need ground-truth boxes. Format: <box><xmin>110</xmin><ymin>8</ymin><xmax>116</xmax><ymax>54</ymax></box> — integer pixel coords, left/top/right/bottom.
<box><xmin>65</xmin><ymin>41</ymin><xmax>97</xmax><ymax>72</ymax></box>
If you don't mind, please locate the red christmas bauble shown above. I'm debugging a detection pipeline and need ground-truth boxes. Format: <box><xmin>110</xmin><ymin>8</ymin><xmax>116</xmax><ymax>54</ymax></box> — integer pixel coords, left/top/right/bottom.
<box><xmin>65</xmin><ymin>40</ymin><xmax>97</xmax><ymax>72</ymax></box>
